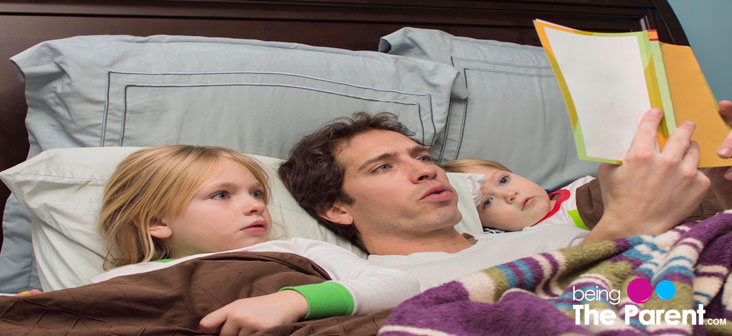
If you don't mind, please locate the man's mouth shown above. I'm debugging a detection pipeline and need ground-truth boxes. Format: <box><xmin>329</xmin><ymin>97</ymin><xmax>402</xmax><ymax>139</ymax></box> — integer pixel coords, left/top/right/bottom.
<box><xmin>420</xmin><ymin>185</ymin><xmax>453</xmax><ymax>202</ymax></box>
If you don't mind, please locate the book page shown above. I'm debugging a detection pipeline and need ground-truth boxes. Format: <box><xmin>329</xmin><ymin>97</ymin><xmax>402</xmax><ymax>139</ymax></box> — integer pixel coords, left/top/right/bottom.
<box><xmin>543</xmin><ymin>25</ymin><xmax>650</xmax><ymax>162</ymax></box>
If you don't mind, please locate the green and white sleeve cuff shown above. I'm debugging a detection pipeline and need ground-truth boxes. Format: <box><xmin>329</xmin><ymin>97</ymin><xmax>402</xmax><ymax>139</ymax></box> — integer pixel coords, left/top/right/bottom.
<box><xmin>280</xmin><ymin>281</ymin><xmax>354</xmax><ymax>320</ymax></box>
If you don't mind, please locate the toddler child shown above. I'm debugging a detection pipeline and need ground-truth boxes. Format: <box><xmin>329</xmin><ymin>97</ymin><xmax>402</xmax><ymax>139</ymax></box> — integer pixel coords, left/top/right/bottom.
<box><xmin>442</xmin><ymin>159</ymin><xmax>594</xmax><ymax>232</ymax></box>
<box><xmin>443</xmin><ymin>159</ymin><xmax>724</xmax><ymax>234</ymax></box>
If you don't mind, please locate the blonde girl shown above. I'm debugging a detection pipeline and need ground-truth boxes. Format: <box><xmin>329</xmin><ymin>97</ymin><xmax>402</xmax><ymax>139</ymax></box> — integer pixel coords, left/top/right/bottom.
<box><xmin>100</xmin><ymin>145</ymin><xmax>271</xmax><ymax>269</ymax></box>
<box><xmin>94</xmin><ymin>145</ymin><xmax>418</xmax><ymax>335</ymax></box>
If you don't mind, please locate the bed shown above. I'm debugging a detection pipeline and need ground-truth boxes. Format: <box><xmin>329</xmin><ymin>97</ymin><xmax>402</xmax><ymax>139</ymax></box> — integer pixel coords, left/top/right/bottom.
<box><xmin>3</xmin><ymin>1</ymin><xmax>730</xmax><ymax>335</ymax></box>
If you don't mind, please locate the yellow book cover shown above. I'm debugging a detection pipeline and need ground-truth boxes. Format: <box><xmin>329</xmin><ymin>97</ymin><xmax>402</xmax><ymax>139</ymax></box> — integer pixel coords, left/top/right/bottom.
<box><xmin>533</xmin><ymin>19</ymin><xmax>729</xmax><ymax>167</ymax></box>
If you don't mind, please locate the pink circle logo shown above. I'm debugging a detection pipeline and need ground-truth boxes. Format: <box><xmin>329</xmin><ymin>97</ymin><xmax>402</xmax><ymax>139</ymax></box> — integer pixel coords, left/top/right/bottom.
<box><xmin>627</xmin><ymin>278</ymin><xmax>653</xmax><ymax>303</ymax></box>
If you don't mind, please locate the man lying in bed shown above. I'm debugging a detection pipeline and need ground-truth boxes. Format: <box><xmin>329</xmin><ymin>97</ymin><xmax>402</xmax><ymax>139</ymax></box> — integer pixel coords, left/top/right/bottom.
<box><xmin>279</xmin><ymin>101</ymin><xmax>732</xmax><ymax>291</ymax></box>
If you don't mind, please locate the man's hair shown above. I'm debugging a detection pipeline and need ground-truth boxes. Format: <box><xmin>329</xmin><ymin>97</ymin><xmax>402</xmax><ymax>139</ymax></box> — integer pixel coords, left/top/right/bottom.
<box><xmin>99</xmin><ymin>145</ymin><xmax>270</xmax><ymax>269</ymax></box>
<box><xmin>278</xmin><ymin>112</ymin><xmax>414</xmax><ymax>253</ymax></box>
<box><xmin>441</xmin><ymin>158</ymin><xmax>512</xmax><ymax>174</ymax></box>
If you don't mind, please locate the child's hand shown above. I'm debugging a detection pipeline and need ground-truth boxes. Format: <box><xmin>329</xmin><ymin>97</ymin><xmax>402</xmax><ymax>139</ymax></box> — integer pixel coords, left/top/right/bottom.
<box><xmin>15</xmin><ymin>289</ymin><xmax>43</xmax><ymax>297</ymax></box>
<box><xmin>199</xmin><ymin>290</ymin><xmax>308</xmax><ymax>335</ymax></box>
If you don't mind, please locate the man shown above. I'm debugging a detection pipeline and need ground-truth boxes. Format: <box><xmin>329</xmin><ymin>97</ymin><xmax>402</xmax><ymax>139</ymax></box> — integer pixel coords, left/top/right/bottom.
<box><xmin>279</xmin><ymin>102</ymin><xmax>732</xmax><ymax>289</ymax></box>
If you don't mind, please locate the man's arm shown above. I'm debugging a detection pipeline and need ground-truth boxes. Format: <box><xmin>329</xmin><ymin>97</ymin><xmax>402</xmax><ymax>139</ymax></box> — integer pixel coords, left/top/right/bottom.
<box><xmin>582</xmin><ymin>107</ymin><xmax>711</xmax><ymax>243</ymax></box>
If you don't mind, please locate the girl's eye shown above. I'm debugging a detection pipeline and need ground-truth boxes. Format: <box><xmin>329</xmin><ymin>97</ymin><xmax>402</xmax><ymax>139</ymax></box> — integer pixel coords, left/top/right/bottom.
<box><xmin>250</xmin><ymin>190</ymin><xmax>264</xmax><ymax>199</ymax></box>
<box><xmin>211</xmin><ymin>191</ymin><xmax>229</xmax><ymax>200</ymax></box>
<box><xmin>499</xmin><ymin>175</ymin><xmax>509</xmax><ymax>185</ymax></box>
<box><xmin>482</xmin><ymin>197</ymin><xmax>493</xmax><ymax>209</ymax></box>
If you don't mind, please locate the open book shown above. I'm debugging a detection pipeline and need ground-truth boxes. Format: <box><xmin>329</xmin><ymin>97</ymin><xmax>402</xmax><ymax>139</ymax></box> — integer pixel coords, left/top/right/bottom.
<box><xmin>534</xmin><ymin>19</ymin><xmax>729</xmax><ymax>167</ymax></box>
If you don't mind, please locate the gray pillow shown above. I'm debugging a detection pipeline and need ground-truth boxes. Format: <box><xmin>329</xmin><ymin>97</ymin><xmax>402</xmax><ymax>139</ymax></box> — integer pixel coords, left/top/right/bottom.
<box><xmin>379</xmin><ymin>27</ymin><xmax>599</xmax><ymax>189</ymax></box>
<box><xmin>0</xmin><ymin>34</ymin><xmax>459</xmax><ymax>293</ymax></box>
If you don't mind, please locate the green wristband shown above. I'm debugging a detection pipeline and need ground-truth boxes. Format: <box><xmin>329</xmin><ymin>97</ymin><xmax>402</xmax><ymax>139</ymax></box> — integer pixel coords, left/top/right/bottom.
<box><xmin>280</xmin><ymin>282</ymin><xmax>354</xmax><ymax>320</ymax></box>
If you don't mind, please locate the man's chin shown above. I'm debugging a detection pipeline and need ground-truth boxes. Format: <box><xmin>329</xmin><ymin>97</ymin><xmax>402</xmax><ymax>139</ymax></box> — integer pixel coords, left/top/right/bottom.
<box><xmin>434</xmin><ymin>208</ymin><xmax>462</xmax><ymax>226</ymax></box>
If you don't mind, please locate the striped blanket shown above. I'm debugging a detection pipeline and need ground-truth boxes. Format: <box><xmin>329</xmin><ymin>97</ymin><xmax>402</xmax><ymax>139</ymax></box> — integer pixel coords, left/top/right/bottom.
<box><xmin>380</xmin><ymin>213</ymin><xmax>732</xmax><ymax>336</ymax></box>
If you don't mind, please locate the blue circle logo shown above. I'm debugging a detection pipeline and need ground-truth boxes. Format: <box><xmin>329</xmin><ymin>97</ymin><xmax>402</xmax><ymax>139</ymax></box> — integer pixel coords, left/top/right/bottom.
<box><xmin>655</xmin><ymin>280</ymin><xmax>676</xmax><ymax>300</ymax></box>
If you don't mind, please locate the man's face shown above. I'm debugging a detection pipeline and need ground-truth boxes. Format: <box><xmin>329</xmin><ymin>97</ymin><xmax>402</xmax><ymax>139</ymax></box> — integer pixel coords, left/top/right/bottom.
<box><xmin>331</xmin><ymin>130</ymin><xmax>462</xmax><ymax>247</ymax></box>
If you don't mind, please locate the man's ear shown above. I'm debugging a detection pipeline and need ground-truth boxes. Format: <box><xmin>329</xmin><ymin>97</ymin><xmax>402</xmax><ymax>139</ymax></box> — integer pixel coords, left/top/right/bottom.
<box><xmin>317</xmin><ymin>203</ymin><xmax>354</xmax><ymax>225</ymax></box>
<box><xmin>149</xmin><ymin>217</ymin><xmax>173</xmax><ymax>239</ymax></box>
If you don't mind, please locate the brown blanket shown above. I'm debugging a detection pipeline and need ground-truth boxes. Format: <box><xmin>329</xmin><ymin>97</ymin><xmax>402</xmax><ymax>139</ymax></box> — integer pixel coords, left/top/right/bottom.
<box><xmin>0</xmin><ymin>252</ymin><xmax>389</xmax><ymax>335</ymax></box>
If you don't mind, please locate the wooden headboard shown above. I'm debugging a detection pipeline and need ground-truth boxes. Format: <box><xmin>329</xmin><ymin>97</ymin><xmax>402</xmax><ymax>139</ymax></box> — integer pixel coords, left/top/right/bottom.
<box><xmin>0</xmin><ymin>0</ymin><xmax>687</xmax><ymax>248</ymax></box>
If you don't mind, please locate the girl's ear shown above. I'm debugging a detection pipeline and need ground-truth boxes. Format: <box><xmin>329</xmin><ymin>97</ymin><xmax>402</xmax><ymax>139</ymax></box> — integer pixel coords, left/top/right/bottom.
<box><xmin>149</xmin><ymin>217</ymin><xmax>173</xmax><ymax>239</ymax></box>
<box><xmin>317</xmin><ymin>203</ymin><xmax>354</xmax><ymax>225</ymax></box>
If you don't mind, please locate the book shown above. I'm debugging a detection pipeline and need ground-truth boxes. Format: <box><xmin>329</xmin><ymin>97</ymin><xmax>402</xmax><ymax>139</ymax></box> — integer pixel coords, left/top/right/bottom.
<box><xmin>533</xmin><ymin>19</ymin><xmax>729</xmax><ymax>167</ymax></box>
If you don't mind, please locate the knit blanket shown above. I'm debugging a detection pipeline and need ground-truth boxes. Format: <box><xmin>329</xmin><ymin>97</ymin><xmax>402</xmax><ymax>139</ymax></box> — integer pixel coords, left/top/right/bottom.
<box><xmin>380</xmin><ymin>213</ymin><xmax>732</xmax><ymax>336</ymax></box>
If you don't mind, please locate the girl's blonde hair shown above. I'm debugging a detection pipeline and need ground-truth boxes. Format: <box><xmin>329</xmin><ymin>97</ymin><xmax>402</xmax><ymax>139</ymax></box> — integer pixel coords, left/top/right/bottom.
<box><xmin>99</xmin><ymin>145</ymin><xmax>270</xmax><ymax>269</ymax></box>
<box><xmin>441</xmin><ymin>158</ymin><xmax>512</xmax><ymax>174</ymax></box>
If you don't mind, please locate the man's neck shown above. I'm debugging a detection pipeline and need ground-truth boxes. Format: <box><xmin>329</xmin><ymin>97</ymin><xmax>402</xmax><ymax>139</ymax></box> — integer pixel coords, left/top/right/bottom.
<box><xmin>364</xmin><ymin>229</ymin><xmax>474</xmax><ymax>256</ymax></box>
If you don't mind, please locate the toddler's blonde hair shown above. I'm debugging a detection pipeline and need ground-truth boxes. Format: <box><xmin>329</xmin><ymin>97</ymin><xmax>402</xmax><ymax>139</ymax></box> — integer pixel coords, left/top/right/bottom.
<box><xmin>441</xmin><ymin>158</ymin><xmax>511</xmax><ymax>174</ymax></box>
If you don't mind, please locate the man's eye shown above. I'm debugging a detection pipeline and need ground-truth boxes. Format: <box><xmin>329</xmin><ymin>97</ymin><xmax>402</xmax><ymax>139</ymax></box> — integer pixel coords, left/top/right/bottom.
<box><xmin>374</xmin><ymin>164</ymin><xmax>390</xmax><ymax>172</ymax></box>
<box><xmin>418</xmin><ymin>155</ymin><xmax>434</xmax><ymax>162</ymax></box>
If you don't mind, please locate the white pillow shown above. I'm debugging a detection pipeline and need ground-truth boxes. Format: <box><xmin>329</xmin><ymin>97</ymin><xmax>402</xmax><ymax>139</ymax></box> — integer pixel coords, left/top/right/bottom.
<box><xmin>0</xmin><ymin>146</ymin><xmax>482</xmax><ymax>291</ymax></box>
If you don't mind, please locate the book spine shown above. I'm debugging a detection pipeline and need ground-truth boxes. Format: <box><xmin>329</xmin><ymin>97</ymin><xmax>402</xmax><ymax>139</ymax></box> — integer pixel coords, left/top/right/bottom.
<box><xmin>647</xmin><ymin>29</ymin><xmax>675</xmax><ymax>142</ymax></box>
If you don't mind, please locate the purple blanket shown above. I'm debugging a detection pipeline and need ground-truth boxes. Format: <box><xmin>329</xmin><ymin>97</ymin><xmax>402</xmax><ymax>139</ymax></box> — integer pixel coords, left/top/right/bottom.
<box><xmin>380</xmin><ymin>213</ymin><xmax>732</xmax><ymax>335</ymax></box>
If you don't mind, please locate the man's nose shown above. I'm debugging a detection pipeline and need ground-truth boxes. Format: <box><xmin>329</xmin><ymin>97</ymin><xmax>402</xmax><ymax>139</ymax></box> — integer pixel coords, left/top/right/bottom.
<box><xmin>412</xmin><ymin>160</ymin><xmax>437</xmax><ymax>183</ymax></box>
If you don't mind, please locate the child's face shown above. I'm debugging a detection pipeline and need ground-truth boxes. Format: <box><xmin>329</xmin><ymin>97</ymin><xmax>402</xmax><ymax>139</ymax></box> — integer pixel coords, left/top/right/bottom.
<box><xmin>160</xmin><ymin>158</ymin><xmax>272</xmax><ymax>258</ymax></box>
<box><xmin>466</xmin><ymin>166</ymin><xmax>553</xmax><ymax>231</ymax></box>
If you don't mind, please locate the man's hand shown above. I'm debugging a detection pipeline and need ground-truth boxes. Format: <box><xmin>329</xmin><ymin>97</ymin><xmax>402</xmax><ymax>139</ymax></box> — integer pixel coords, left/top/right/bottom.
<box><xmin>701</xmin><ymin>100</ymin><xmax>732</xmax><ymax>209</ymax></box>
<box><xmin>584</xmin><ymin>107</ymin><xmax>710</xmax><ymax>243</ymax></box>
<box><xmin>199</xmin><ymin>290</ymin><xmax>308</xmax><ymax>335</ymax></box>
<box><xmin>715</xmin><ymin>100</ymin><xmax>732</xmax><ymax>171</ymax></box>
